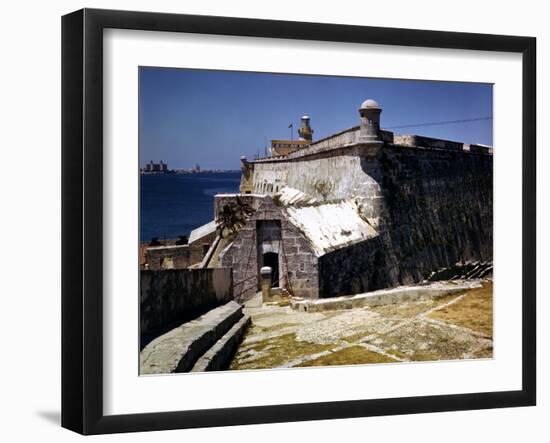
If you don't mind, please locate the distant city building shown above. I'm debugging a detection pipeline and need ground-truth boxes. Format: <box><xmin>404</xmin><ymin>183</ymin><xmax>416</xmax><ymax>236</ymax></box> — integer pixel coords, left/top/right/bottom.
<box><xmin>144</xmin><ymin>160</ymin><xmax>168</xmax><ymax>173</ymax></box>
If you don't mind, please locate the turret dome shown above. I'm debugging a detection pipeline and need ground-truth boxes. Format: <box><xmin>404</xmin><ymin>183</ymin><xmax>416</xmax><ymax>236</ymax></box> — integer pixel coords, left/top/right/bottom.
<box><xmin>360</xmin><ymin>99</ymin><xmax>380</xmax><ymax>109</ymax></box>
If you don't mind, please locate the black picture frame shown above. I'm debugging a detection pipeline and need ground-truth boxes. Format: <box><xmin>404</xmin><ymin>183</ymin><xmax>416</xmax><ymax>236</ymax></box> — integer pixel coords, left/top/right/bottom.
<box><xmin>61</xmin><ymin>8</ymin><xmax>536</xmax><ymax>435</ymax></box>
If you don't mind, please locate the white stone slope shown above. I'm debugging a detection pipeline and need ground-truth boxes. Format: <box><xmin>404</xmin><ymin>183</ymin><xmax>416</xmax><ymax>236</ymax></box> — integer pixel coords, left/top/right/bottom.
<box><xmin>281</xmin><ymin>188</ymin><xmax>378</xmax><ymax>256</ymax></box>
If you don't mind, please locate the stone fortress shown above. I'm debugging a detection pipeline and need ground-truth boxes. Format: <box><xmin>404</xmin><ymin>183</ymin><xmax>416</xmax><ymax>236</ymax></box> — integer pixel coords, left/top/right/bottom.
<box><xmin>144</xmin><ymin>98</ymin><xmax>493</xmax><ymax>303</ymax></box>
<box><xmin>229</xmin><ymin>99</ymin><xmax>493</xmax><ymax>301</ymax></box>
<box><xmin>140</xmin><ymin>98</ymin><xmax>494</xmax><ymax>374</ymax></box>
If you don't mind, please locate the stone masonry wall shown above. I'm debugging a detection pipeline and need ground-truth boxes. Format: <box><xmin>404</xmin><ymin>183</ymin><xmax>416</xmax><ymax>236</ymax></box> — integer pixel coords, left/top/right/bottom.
<box><xmin>220</xmin><ymin>198</ymin><xmax>319</xmax><ymax>301</ymax></box>
<box><xmin>379</xmin><ymin>145</ymin><xmax>493</xmax><ymax>280</ymax></box>
<box><xmin>317</xmin><ymin>145</ymin><xmax>493</xmax><ymax>297</ymax></box>
<box><xmin>250</xmin><ymin>145</ymin><xmax>383</xmax><ymax>199</ymax></box>
<box><xmin>140</xmin><ymin>267</ymin><xmax>233</xmax><ymax>340</ymax></box>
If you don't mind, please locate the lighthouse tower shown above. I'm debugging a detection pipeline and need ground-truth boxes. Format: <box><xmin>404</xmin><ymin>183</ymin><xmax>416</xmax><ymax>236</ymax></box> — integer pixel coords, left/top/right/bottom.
<box><xmin>298</xmin><ymin>115</ymin><xmax>313</xmax><ymax>142</ymax></box>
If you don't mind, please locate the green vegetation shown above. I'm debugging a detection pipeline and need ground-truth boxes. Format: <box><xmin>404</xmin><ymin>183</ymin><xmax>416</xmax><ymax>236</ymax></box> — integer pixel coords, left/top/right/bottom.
<box><xmin>297</xmin><ymin>346</ymin><xmax>397</xmax><ymax>367</ymax></box>
<box><xmin>428</xmin><ymin>282</ymin><xmax>493</xmax><ymax>337</ymax></box>
<box><xmin>229</xmin><ymin>333</ymin><xmax>333</xmax><ymax>370</ymax></box>
<box><xmin>216</xmin><ymin>197</ymin><xmax>254</xmax><ymax>238</ymax></box>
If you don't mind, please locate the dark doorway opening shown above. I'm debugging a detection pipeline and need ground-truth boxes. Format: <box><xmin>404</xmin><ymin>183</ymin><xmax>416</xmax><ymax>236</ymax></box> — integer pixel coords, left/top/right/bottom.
<box><xmin>263</xmin><ymin>252</ymin><xmax>279</xmax><ymax>287</ymax></box>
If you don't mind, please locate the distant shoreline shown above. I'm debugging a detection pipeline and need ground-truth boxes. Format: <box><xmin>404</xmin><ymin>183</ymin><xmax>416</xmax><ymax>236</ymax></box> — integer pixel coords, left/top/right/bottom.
<box><xmin>140</xmin><ymin>169</ymin><xmax>241</xmax><ymax>175</ymax></box>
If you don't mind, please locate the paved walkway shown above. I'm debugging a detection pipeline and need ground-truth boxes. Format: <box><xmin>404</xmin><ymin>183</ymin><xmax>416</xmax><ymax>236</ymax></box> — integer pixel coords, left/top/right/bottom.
<box><xmin>229</xmin><ymin>280</ymin><xmax>493</xmax><ymax>370</ymax></box>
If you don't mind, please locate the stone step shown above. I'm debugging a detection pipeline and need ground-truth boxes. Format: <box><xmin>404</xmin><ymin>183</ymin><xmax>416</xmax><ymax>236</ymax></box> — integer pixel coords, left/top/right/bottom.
<box><xmin>191</xmin><ymin>314</ymin><xmax>251</xmax><ymax>372</ymax></box>
<box><xmin>140</xmin><ymin>300</ymin><xmax>243</xmax><ymax>374</ymax></box>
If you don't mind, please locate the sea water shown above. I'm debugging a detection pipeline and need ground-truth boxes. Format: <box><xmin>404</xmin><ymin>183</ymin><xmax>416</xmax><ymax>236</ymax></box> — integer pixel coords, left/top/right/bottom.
<box><xmin>140</xmin><ymin>172</ymin><xmax>241</xmax><ymax>242</ymax></box>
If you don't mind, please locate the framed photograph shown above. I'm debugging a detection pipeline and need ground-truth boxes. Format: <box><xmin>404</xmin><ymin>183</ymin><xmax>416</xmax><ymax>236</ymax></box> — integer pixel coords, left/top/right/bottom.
<box><xmin>62</xmin><ymin>8</ymin><xmax>536</xmax><ymax>435</ymax></box>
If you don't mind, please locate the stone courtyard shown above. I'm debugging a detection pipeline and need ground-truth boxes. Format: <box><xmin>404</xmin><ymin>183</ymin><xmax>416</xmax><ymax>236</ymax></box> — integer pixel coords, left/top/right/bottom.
<box><xmin>229</xmin><ymin>280</ymin><xmax>493</xmax><ymax>370</ymax></box>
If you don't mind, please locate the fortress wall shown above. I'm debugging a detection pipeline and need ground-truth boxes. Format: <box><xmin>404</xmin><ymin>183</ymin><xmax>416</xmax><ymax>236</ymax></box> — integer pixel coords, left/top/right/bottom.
<box><xmin>319</xmin><ymin>235</ymin><xmax>399</xmax><ymax>297</ymax></box>
<box><xmin>251</xmin><ymin>147</ymin><xmax>383</xmax><ymax>201</ymax></box>
<box><xmin>304</xmin><ymin>127</ymin><xmax>359</xmax><ymax>152</ymax></box>
<box><xmin>140</xmin><ymin>267</ymin><xmax>233</xmax><ymax>338</ymax></box>
<box><xmin>317</xmin><ymin>146</ymin><xmax>493</xmax><ymax>297</ymax></box>
<box><xmin>243</xmin><ymin>141</ymin><xmax>492</xmax><ymax>298</ymax></box>
<box><xmin>379</xmin><ymin>146</ymin><xmax>493</xmax><ymax>279</ymax></box>
<box><xmin>263</xmin><ymin>127</ymin><xmax>392</xmax><ymax>160</ymax></box>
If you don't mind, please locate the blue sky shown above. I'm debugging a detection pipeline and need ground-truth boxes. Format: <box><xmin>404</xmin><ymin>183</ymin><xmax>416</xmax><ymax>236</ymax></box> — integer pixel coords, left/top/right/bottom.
<box><xmin>139</xmin><ymin>67</ymin><xmax>493</xmax><ymax>169</ymax></box>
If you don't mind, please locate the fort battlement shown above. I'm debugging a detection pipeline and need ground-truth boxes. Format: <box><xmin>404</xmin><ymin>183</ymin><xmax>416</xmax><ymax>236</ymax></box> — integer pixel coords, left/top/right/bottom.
<box><xmin>246</xmin><ymin>127</ymin><xmax>491</xmax><ymax>166</ymax></box>
<box><xmin>240</xmin><ymin>98</ymin><xmax>492</xmax><ymax>200</ymax></box>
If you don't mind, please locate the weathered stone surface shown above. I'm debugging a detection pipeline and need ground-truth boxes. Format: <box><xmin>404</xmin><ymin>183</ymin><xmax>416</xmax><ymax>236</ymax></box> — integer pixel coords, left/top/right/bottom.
<box><xmin>291</xmin><ymin>280</ymin><xmax>482</xmax><ymax>313</ymax></box>
<box><xmin>140</xmin><ymin>301</ymin><xmax>243</xmax><ymax>374</ymax></box>
<box><xmin>229</xmin><ymin>280</ymin><xmax>493</xmax><ymax>370</ymax></box>
<box><xmin>220</xmin><ymin>197</ymin><xmax>319</xmax><ymax>302</ymax></box>
<box><xmin>226</xmin><ymin>107</ymin><xmax>494</xmax><ymax>302</ymax></box>
<box><xmin>191</xmin><ymin>314</ymin><xmax>251</xmax><ymax>372</ymax></box>
<box><xmin>140</xmin><ymin>267</ymin><xmax>233</xmax><ymax>339</ymax></box>
<box><xmin>145</xmin><ymin>244</ymin><xmax>190</xmax><ymax>270</ymax></box>
<box><xmin>238</xmin><ymin>141</ymin><xmax>492</xmax><ymax>299</ymax></box>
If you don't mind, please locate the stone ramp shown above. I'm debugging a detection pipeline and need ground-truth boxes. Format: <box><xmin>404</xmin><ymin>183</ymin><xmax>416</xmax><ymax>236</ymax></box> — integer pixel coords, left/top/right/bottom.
<box><xmin>291</xmin><ymin>280</ymin><xmax>483</xmax><ymax>313</ymax></box>
<box><xmin>191</xmin><ymin>314</ymin><xmax>251</xmax><ymax>372</ymax></box>
<box><xmin>140</xmin><ymin>301</ymin><xmax>244</xmax><ymax>374</ymax></box>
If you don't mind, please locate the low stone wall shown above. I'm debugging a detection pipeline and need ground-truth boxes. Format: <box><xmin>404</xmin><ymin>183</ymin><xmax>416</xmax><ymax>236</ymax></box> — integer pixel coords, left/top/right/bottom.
<box><xmin>293</xmin><ymin>280</ymin><xmax>483</xmax><ymax>312</ymax></box>
<box><xmin>140</xmin><ymin>267</ymin><xmax>233</xmax><ymax>340</ymax></box>
<box><xmin>140</xmin><ymin>301</ymin><xmax>243</xmax><ymax>374</ymax></box>
<box><xmin>145</xmin><ymin>245</ymin><xmax>190</xmax><ymax>270</ymax></box>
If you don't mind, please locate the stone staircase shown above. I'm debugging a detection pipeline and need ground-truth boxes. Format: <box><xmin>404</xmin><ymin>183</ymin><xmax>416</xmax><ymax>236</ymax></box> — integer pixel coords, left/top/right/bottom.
<box><xmin>140</xmin><ymin>300</ymin><xmax>250</xmax><ymax>374</ymax></box>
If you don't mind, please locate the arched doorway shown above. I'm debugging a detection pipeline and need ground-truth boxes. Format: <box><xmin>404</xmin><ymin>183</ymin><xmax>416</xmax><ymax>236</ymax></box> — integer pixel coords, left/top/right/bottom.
<box><xmin>262</xmin><ymin>252</ymin><xmax>279</xmax><ymax>287</ymax></box>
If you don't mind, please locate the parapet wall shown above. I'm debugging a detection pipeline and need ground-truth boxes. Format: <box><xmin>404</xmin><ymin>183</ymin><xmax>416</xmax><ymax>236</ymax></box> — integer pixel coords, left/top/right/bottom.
<box><xmin>140</xmin><ymin>267</ymin><xmax>233</xmax><ymax>342</ymax></box>
<box><xmin>246</xmin><ymin>144</ymin><xmax>380</xmax><ymax>200</ymax></box>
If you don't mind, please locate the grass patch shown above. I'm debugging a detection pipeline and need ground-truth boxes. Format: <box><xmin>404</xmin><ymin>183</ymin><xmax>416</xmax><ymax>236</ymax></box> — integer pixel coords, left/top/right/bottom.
<box><xmin>428</xmin><ymin>282</ymin><xmax>493</xmax><ymax>337</ymax></box>
<box><xmin>229</xmin><ymin>333</ymin><xmax>333</xmax><ymax>370</ymax></box>
<box><xmin>297</xmin><ymin>346</ymin><xmax>397</xmax><ymax>367</ymax></box>
<box><xmin>342</xmin><ymin>331</ymin><xmax>370</xmax><ymax>343</ymax></box>
<box><xmin>260</xmin><ymin>322</ymin><xmax>299</xmax><ymax>332</ymax></box>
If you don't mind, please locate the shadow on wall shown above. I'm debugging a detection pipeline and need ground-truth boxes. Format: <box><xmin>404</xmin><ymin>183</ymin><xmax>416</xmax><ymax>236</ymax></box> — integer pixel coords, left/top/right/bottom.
<box><xmin>140</xmin><ymin>267</ymin><xmax>233</xmax><ymax>349</ymax></box>
<box><xmin>344</xmin><ymin>146</ymin><xmax>493</xmax><ymax>296</ymax></box>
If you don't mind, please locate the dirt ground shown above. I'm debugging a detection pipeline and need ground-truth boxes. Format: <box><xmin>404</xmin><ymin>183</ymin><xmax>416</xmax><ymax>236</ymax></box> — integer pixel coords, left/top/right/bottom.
<box><xmin>229</xmin><ymin>280</ymin><xmax>493</xmax><ymax>370</ymax></box>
